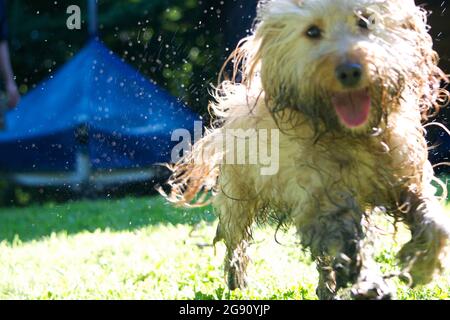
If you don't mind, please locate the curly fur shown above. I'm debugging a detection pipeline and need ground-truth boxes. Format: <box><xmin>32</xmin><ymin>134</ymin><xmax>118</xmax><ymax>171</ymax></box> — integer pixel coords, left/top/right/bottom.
<box><xmin>161</xmin><ymin>0</ymin><xmax>450</xmax><ymax>299</ymax></box>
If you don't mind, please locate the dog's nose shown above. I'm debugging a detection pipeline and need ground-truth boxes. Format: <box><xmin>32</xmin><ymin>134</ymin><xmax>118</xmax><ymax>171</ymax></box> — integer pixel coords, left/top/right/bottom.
<box><xmin>335</xmin><ymin>63</ymin><xmax>363</xmax><ymax>88</ymax></box>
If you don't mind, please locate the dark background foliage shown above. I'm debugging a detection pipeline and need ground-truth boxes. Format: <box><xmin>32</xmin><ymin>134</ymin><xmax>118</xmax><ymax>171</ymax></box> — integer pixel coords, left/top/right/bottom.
<box><xmin>7</xmin><ymin>0</ymin><xmax>258</xmax><ymax>116</ymax></box>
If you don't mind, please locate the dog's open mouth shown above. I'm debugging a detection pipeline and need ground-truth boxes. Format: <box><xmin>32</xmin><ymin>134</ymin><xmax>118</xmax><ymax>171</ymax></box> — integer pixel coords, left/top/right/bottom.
<box><xmin>331</xmin><ymin>89</ymin><xmax>371</xmax><ymax>128</ymax></box>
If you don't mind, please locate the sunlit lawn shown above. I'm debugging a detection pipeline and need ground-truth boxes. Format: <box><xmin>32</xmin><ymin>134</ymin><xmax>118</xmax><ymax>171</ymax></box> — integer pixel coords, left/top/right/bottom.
<box><xmin>0</xmin><ymin>196</ymin><xmax>449</xmax><ymax>300</ymax></box>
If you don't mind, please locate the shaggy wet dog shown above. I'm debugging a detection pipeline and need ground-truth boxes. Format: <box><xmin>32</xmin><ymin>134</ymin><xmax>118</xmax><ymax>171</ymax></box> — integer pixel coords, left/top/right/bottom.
<box><xmin>161</xmin><ymin>0</ymin><xmax>450</xmax><ymax>299</ymax></box>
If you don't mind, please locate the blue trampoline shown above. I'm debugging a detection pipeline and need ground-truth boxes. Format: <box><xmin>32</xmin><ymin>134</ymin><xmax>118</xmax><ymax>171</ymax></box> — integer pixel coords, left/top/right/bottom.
<box><xmin>0</xmin><ymin>39</ymin><xmax>199</xmax><ymax>188</ymax></box>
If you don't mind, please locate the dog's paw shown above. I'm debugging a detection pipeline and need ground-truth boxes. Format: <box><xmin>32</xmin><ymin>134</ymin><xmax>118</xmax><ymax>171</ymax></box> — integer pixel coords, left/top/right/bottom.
<box><xmin>398</xmin><ymin>221</ymin><xmax>448</xmax><ymax>286</ymax></box>
<box><xmin>226</xmin><ymin>266</ymin><xmax>248</xmax><ymax>291</ymax></box>
<box><xmin>316</xmin><ymin>286</ymin><xmax>338</xmax><ymax>300</ymax></box>
<box><xmin>351</xmin><ymin>276</ymin><xmax>393</xmax><ymax>300</ymax></box>
<box><xmin>333</xmin><ymin>253</ymin><xmax>360</xmax><ymax>288</ymax></box>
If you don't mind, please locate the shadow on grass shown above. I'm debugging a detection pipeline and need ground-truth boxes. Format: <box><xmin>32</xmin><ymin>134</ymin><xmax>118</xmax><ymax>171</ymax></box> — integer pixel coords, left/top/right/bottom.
<box><xmin>2</xmin><ymin>177</ymin><xmax>447</xmax><ymax>245</ymax></box>
<box><xmin>0</xmin><ymin>196</ymin><xmax>215</xmax><ymax>243</ymax></box>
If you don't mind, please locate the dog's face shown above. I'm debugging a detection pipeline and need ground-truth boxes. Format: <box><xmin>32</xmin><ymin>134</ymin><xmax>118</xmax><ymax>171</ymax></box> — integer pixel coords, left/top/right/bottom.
<box><xmin>251</xmin><ymin>0</ymin><xmax>438</xmax><ymax>132</ymax></box>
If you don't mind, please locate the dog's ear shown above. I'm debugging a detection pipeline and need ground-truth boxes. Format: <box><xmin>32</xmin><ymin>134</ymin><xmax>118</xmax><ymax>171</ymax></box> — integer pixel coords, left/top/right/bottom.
<box><xmin>257</xmin><ymin>0</ymin><xmax>303</xmax><ymax>19</ymax></box>
<box><xmin>398</xmin><ymin>0</ymin><xmax>427</xmax><ymax>31</ymax></box>
<box><xmin>396</xmin><ymin>0</ymin><xmax>450</xmax><ymax>120</ymax></box>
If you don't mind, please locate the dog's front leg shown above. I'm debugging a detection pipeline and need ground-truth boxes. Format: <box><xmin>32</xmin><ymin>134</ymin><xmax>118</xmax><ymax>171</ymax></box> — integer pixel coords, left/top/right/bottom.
<box><xmin>299</xmin><ymin>205</ymin><xmax>392</xmax><ymax>300</ymax></box>
<box><xmin>350</xmin><ymin>213</ymin><xmax>393</xmax><ymax>300</ymax></box>
<box><xmin>299</xmin><ymin>207</ymin><xmax>364</xmax><ymax>300</ymax></box>
<box><xmin>397</xmin><ymin>193</ymin><xmax>450</xmax><ymax>286</ymax></box>
<box><xmin>315</xmin><ymin>256</ymin><xmax>338</xmax><ymax>300</ymax></box>
<box><xmin>214</xmin><ymin>194</ymin><xmax>256</xmax><ymax>291</ymax></box>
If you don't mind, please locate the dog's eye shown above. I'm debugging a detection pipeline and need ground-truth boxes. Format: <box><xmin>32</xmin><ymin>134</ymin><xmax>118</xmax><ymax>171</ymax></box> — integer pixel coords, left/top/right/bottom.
<box><xmin>305</xmin><ymin>25</ymin><xmax>322</xmax><ymax>39</ymax></box>
<box><xmin>357</xmin><ymin>18</ymin><xmax>369</xmax><ymax>29</ymax></box>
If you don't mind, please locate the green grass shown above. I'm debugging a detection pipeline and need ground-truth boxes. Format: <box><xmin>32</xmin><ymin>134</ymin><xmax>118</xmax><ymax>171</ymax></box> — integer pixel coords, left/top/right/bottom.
<box><xmin>0</xmin><ymin>196</ymin><xmax>449</xmax><ymax>300</ymax></box>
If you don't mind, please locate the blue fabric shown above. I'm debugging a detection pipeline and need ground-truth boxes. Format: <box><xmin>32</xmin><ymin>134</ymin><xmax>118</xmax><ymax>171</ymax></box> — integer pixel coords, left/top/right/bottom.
<box><xmin>0</xmin><ymin>39</ymin><xmax>199</xmax><ymax>172</ymax></box>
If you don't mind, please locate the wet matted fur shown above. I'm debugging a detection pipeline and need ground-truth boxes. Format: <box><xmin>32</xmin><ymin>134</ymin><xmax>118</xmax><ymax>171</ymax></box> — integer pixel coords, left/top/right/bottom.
<box><xmin>161</xmin><ymin>0</ymin><xmax>450</xmax><ymax>299</ymax></box>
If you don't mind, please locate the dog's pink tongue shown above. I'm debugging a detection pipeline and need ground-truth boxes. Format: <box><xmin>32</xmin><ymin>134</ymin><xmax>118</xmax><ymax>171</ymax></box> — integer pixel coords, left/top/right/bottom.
<box><xmin>331</xmin><ymin>90</ymin><xmax>371</xmax><ymax>128</ymax></box>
